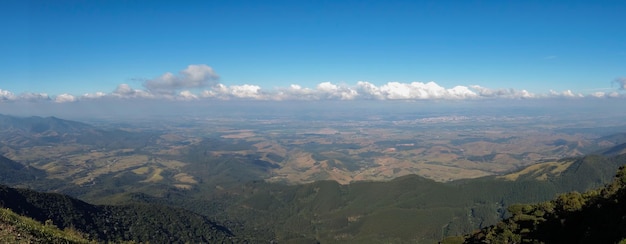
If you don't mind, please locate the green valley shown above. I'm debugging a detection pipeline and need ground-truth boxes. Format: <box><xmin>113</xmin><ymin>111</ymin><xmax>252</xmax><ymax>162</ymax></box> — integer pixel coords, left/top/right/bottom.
<box><xmin>1</xmin><ymin>110</ymin><xmax>626</xmax><ymax>243</ymax></box>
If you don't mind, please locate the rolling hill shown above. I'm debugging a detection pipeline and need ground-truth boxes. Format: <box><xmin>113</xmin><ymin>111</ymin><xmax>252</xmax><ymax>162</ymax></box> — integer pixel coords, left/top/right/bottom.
<box><xmin>3</xmin><ymin>114</ymin><xmax>626</xmax><ymax>242</ymax></box>
<box><xmin>139</xmin><ymin>152</ymin><xmax>626</xmax><ymax>243</ymax></box>
<box><xmin>0</xmin><ymin>114</ymin><xmax>156</xmax><ymax>149</ymax></box>
<box><xmin>2</xmin><ymin>150</ymin><xmax>625</xmax><ymax>243</ymax></box>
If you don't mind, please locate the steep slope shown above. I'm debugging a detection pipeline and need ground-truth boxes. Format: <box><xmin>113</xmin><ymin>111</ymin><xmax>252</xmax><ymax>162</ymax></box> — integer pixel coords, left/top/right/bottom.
<box><xmin>454</xmin><ymin>165</ymin><xmax>626</xmax><ymax>244</ymax></box>
<box><xmin>0</xmin><ymin>208</ymin><xmax>93</xmax><ymax>244</ymax></box>
<box><xmin>0</xmin><ymin>185</ymin><xmax>240</xmax><ymax>243</ymax></box>
<box><xmin>0</xmin><ymin>155</ymin><xmax>46</xmax><ymax>185</ymax></box>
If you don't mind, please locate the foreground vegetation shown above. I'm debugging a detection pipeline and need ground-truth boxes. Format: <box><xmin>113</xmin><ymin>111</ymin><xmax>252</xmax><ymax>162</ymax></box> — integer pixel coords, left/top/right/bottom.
<box><xmin>0</xmin><ymin>208</ymin><xmax>92</xmax><ymax>244</ymax></box>
<box><xmin>442</xmin><ymin>165</ymin><xmax>626</xmax><ymax>243</ymax></box>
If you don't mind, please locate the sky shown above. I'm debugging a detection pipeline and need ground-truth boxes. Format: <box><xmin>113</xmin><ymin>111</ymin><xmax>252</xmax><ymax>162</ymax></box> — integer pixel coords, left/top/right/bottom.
<box><xmin>1</xmin><ymin>0</ymin><xmax>626</xmax><ymax>103</ymax></box>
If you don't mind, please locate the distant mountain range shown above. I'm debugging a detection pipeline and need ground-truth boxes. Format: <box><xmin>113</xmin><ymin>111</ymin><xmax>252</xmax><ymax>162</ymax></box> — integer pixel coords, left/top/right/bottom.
<box><xmin>0</xmin><ymin>113</ymin><xmax>155</xmax><ymax>148</ymax></box>
<box><xmin>0</xmin><ymin>114</ymin><xmax>92</xmax><ymax>145</ymax></box>
<box><xmin>0</xmin><ymin>114</ymin><xmax>93</xmax><ymax>134</ymax></box>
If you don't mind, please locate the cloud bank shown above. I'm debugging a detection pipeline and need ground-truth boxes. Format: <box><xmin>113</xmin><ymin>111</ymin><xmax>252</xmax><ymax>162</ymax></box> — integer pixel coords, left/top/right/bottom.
<box><xmin>1</xmin><ymin>65</ymin><xmax>624</xmax><ymax>103</ymax></box>
<box><xmin>143</xmin><ymin>64</ymin><xmax>219</xmax><ymax>94</ymax></box>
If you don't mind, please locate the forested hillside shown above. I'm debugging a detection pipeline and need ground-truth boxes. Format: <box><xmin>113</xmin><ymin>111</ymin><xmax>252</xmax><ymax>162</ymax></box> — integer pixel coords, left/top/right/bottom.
<box><xmin>444</xmin><ymin>165</ymin><xmax>626</xmax><ymax>243</ymax></box>
<box><xmin>141</xmin><ymin>153</ymin><xmax>626</xmax><ymax>243</ymax></box>
<box><xmin>0</xmin><ymin>185</ymin><xmax>239</xmax><ymax>243</ymax></box>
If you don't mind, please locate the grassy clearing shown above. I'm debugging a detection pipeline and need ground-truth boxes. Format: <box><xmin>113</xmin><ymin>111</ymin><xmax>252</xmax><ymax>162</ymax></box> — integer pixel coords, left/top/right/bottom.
<box><xmin>132</xmin><ymin>166</ymin><xmax>150</xmax><ymax>175</ymax></box>
<box><xmin>414</xmin><ymin>163</ymin><xmax>491</xmax><ymax>182</ymax></box>
<box><xmin>158</xmin><ymin>159</ymin><xmax>186</xmax><ymax>169</ymax></box>
<box><xmin>0</xmin><ymin>208</ymin><xmax>92</xmax><ymax>244</ymax></box>
<box><xmin>173</xmin><ymin>184</ymin><xmax>193</xmax><ymax>190</ymax></box>
<box><xmin>12</xmin><ymin>145</ymin><xmax>84</xmax><ymax>162</ymax></box>
<box><xmin>72</xmin><ymin>155</ymin><xmax>150</xmax><ymax>185</ymax></box>
<box><xmin>143</xmin><ymin>168</ymin><xmax>164</xmax><ymax>183</ymax></box>
<box><xmin>499</xmin><ymin>160</ymin><xmax>574</xmax><ymax>181</ymax></box>
<box><xmin>174</xmin><ymin>173</ymin><xmax>198</xmax><ymax>184</ymax></box>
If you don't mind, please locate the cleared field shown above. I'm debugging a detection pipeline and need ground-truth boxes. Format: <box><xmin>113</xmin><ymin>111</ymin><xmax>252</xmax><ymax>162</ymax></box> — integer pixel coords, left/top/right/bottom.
<box><xmin>143</xmin><ymin>168</ymin><xmax>164</xmax><ymax>183</ymax></box>
<box><xmin>132</xmin><ymin>166</ymin><xmax>150</xmax><ymax>174</ymax></box>
<box><xmin>414</xmin><ymin>163</ymin><xmax>492</xmax><ymax>182</ymax></box>
<box><xmin>158</xmin><ymin>159</ymin><xmax>186</xmax><ymax>169</ymax></box>
<box><xmin>499</xmin><ymin>160</ymin><xmax>575</xmax><ymax>181</ymax></box>
<box><xmin>174</xmin><ymin>173</ymin><xmax>198</xmax><ymax>184</ymax></box>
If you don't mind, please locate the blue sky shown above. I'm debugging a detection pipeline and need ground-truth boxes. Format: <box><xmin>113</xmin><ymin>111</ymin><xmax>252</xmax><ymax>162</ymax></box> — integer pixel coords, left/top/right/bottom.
<box><xmin>1</xmin><ymin>0</ymin><xmax>625</xmax><ymax>101</ymax></box>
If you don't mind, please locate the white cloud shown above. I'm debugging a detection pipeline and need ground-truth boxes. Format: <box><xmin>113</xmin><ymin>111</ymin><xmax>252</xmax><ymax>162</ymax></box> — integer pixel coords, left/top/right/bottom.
<box><xmin>55</xmin><ymin>93</ymin><xmax>76</xmax><ymax>103</ymax></box>
<box><xmin>470</xmin><ymin>85</ymin><xmax>505</xmax><ymax>97</ymax></box>
<box><xmin>563</xmin><ymin>90</ymin><xmax>575</xmax><ymax>97</ymax></box>
<box><xmin>549</xmin><ymin>89</ymin><xmax>583</xmax><ymax>98</ymax></box>
<box><xmin>519</xmin><ymin>90</ymin><xmax>534</xmax><ymax>98</ymax></box>
<box><xmin>446</xmin><ymin>85</ymin><xmax>478</xmax><ymax>99</ymax></box>
<box><xmin>0</xmin><ymin>89</ymin><xmax>17</xmax><ymax>101</ymax></box>
<box><xmin>184</xmin><ymin>81</ymin><xmax>620</xmax><ymax>101</ymax></box>
<box><xmin>178</xmin><ymin>90</ymin><xmax>198</xmax><ymax>100</ymax></box>
<box><xmin>562</xmin><ymin>90</ymin><xmax>583</xmax><ymax>98</ymax></box>
<box><xmin>230</xmin><ymin>84</ymin><xmax>263</xmax><ymax>99</ymax></box>
<box><xmin>200</xmin><ymin>84</ymin><xmax>228</xmax><ymax>99</ymax></box>
<box><xmin>590</xmin><ymin>92</ymin><xmax>606</xmax><ymax>98</ymax></box>
<box><xmin>470</xmin><ymin>85</ymin><xmax>534</xmax><ymax>99</ymax></box>
<box><xmin>273</xmin><ymin>84</ymin><xmax>318</xmax><ymax>100</ymax></box>
<box><xmin>373</xmin><ymin>82</ymin><xmax>477</xmax><ymax>100</ymax></box>
<box><xmin>19</xmin><ymin>93</ymin><xmax>51</xmax><ymax>101</ymax></box>
<box><xmin>608</xmin><ymin>92</ymin><xmax>622</xmax><ymax>98</ymax></box>
<box><xmin>4</xmin><ymin>64</ymin><xmax>623</xmax><ymax>103</ymax></box>
<box><xmin>201</xmin><ymin>84</ymin><xmax>264</xmax><ymax>99</ymax></box>
<box><xmin>144</xmin><ymin>64</ymin><xmax>219</xmax><ymax>93</ymax></box>
<box><xmin>379</xmin><ymin>82</ymin><xmax>413</xmax><ymax>99</ymax></box>
<box><xmin>114</xmin><ymin>84</ymin><xmax>134</xmax><ymax>95</ymax></box>
<box><xmin>111</xmin><ymin>84</ymin><xmax>152</xmax><ymax>98</ymax></box>
<box><xmin>81</xmin><ymin>92</ymin><xmax>107</xmax><ymax>99</ymax></box>
<box><xmin>316</xmin><ymin>82</ymin><xmax>358</xmax><ymax>100</ymax></box>
<box><xmin>356</xmin><ymin>81</ymin><xmax>384</xmax><ymax>99</ymax></box>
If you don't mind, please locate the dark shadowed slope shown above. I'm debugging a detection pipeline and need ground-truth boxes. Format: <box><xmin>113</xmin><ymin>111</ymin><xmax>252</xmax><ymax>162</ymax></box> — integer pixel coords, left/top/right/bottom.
<box><xmin>0</xmin><ymin>184</ymin><xmax>240</xmax><ymax>243</ymax></box>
